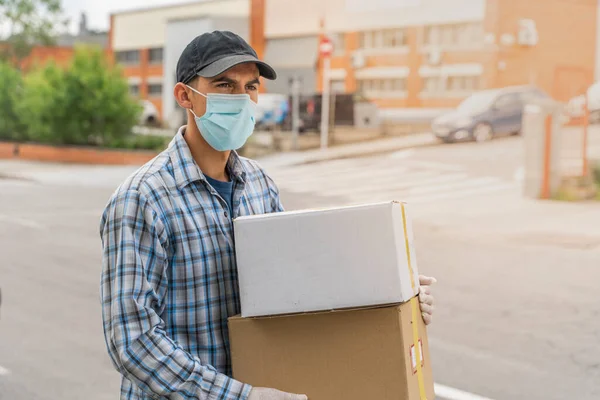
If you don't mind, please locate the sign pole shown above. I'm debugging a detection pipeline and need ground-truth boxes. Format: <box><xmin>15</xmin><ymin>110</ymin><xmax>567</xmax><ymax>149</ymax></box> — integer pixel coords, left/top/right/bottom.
<box><xmin>319</xmin><ymin>36</ymin><xmax>333</xmax><ymax>150</ymax></box>
<box><xmin>291</xmin><ymin>77</ymin><xmax>301</xmax><ymax>151</ymax></box>
<box><xmin>320</xmin><ymin>56</ymin><xmax>331</xmax><ymax>150</ymax></box>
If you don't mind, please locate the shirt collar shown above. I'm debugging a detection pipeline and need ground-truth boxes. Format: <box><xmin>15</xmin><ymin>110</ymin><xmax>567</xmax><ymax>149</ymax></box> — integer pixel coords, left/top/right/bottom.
<box><xmin>169</xmin><ymin>126</ymin><xmax>247</xmax><ymax>190</ymax></box>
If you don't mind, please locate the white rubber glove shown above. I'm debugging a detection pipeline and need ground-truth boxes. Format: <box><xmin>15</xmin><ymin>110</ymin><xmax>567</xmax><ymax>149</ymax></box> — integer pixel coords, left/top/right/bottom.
<box><xmin>248</xmin><ymin>387</ymin><xmax>308</xmax><ymax>400</ymax></box>
<box><xmin>419</xmin><ymin>275</ymin><xmax>437</xmax><ymax>325</ymax></box>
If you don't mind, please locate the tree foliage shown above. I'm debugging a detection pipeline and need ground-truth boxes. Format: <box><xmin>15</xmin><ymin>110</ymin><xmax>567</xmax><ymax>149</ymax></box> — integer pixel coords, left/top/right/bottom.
<box><xmin>0</xmin><ymin>0</ymin><xmax>66</xmax><ymax>63</ymax></box>
<box><xmin>1</xmin><ymin>46</ymin><xmax>143</xmax><ymax>147</ymax></box>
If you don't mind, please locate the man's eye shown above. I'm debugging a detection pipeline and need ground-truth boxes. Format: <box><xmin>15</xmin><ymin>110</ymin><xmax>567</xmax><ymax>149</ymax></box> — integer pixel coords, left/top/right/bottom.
<box><xmin>217</xmin><ymin>83</ymin><xmax>232</xmax><ymax>88</ymax></box>
<box><xmin>246</xmin><ymin>85</ymin><xmax>258</xmax><ymax>91</ymax></box>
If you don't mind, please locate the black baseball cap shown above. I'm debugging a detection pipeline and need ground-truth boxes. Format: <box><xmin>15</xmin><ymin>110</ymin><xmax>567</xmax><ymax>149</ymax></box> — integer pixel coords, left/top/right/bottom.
<box><xmin>176</xmin><ymin>30</ymin><xmax>277</xmax><ymax>84</ymax></box>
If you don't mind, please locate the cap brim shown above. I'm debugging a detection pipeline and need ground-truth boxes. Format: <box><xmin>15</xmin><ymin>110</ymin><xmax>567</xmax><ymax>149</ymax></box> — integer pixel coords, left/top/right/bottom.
<box><xmin>197</xmin><ymin>54</ymin><xmax>277</xmax><ymax>80</ymax></box>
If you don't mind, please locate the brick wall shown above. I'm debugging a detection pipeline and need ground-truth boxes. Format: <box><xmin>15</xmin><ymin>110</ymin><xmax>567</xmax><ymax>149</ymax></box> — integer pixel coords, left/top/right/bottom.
<box><xmin>299</xmin><ymin>0</ymin><xmax>598</xmax><ymax>108</ymax></box>
<box><xmin>485</xmin><ymin>0</ymin><xmax>597</xmax><ymax>101</ymax></box>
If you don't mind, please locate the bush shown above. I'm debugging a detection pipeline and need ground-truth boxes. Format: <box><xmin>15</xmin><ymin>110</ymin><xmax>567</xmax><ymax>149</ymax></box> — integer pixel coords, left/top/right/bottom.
<box><xmin>593</xmin><ymin>161</ymin><xmax>600</xmax><ymax>185</ymax></box>
<box><xmin>0</xmin><ymin>62</ymin><xmax>25</xmax><ymax>140</ymax></box>
<box><xmin>16</xmin><ymin>45</ymin><xmax>141</xmax><ymax>146</ymax></box>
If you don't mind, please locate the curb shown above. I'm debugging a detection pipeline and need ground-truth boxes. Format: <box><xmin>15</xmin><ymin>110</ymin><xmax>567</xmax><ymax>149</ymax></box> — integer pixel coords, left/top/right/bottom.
<box><xmin>259</xmin><ymin>134</ymin><xmax>441</xmax><ymax>168</ymax></box>
<box><xmin>0</xmin><ymin>141</ymin><xmax>159</xmax><ymax>165</ymax></box>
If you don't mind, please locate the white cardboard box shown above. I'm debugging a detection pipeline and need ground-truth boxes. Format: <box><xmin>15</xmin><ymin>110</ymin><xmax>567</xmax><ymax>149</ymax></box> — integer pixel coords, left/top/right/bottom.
<box><xmin>234</xmin><ymin>201</ymin><xmax>420</xmax><ymax>317</ymax></box>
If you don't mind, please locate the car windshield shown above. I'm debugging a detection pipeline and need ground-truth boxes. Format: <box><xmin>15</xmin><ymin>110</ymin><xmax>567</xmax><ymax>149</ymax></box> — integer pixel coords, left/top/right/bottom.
<box><xmin>457</xmin><ymin>91</ymin><xmax>499</xmax><ymax>114</ymax></box>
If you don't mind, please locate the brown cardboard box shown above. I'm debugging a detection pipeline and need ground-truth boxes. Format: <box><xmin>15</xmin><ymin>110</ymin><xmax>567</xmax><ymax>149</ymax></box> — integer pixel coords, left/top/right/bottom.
<box><xmin>229</xmin><ymin>299</ymin><xmax>435</xmax><ymax>400</ymax></box>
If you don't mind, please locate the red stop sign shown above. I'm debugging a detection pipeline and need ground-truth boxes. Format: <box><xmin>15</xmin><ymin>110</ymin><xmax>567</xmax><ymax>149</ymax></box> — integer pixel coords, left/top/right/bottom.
<box><xmin>319</xmin><ymin>37</ymin><xmax>334</xmax><ymax>57</ymax></box>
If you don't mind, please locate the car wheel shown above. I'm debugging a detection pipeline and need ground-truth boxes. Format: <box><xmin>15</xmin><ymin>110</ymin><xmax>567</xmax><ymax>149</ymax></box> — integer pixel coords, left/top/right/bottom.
<box><xmin>473</xmin><ymin>123</ymin><xmax>493</xmax><ymax>143</ymax></box>
<box><xmin>146</xmin><ymin>115</ymin><xmax>157</xmax><ymax>126</ymax></box>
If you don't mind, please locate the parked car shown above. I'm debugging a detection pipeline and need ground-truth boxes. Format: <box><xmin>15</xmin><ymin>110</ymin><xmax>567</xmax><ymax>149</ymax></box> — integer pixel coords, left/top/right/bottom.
<box><xmin>294</xmin><ymin>93</ymin><xmax>358</xmax><ymax>133</ymax></box>
<box><xmin>432</xmin><ymin>86</ymin><xmax>550</xmax><ymax>143</ymax></box>
<box><xmin>566</xmin><ymin>82</ymin><xmax>600</xmax><ymax>123</ymax></box>
<box><xmin>255</xmin><ymin>93</ymin><xmax>289</xmax><ymax>131</ymax></box>
<box><xmin>139</xmin><ymin>100</ymin><xmax>160</xmax><ymax>126</ymax></box>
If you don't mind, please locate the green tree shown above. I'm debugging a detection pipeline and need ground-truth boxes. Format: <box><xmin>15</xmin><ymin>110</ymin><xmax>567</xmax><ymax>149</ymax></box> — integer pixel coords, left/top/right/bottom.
<box><xmin>0</xmin><ymin>0</ymin><xmax>65</xmax><ymax>64</ymax></box>
<box><xmin>17</xmin><ymin>45</ymin><xmax>142</xmax><ymax>146</ymax></box>
<box><xmin>0</xmin><ymin>61</ymin><xmax>24</xmax><ymax>139</ymax></box>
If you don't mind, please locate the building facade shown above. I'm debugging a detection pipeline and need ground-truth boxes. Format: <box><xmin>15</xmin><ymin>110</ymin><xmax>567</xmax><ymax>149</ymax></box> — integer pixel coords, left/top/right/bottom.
<box><xmin>109</xmin><ymin>0</ymin><xmax>249</xmax><ymax>124</ymax></box>
<box><xmin>14</xmin><ymin>12</ymin><xmax>108</xmax><ymax>71</ymax></box>
<box><xmin>252</xmin><ymin>0</ymin><xmax>599</xmax><ymax>112</ymax></box>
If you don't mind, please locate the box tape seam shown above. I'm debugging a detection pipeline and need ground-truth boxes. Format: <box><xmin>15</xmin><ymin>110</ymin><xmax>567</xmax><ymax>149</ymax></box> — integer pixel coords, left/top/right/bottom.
<box><xmin>401</xmin><ymin>203</ymin><xmax>428</xmax><ymax>400</ymax></box>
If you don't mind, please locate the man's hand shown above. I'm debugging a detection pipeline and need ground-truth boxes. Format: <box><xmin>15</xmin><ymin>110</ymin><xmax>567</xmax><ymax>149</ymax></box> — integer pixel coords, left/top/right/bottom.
<box><xmin>248</xmin><ymin>387</ymin><xmax>308</xmax><ymax>400</ymax></box>
<box><xmin>419</xmin><ymin>275</ymin><xmax>437</xmax><ymax>325</ymax></box>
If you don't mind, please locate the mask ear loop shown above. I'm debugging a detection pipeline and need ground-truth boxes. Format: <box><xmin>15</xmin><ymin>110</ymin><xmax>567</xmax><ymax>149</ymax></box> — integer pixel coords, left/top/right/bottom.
<box><xmin>185</xmin><ymin>84</ymin><xmax>208</xmax><ymax>118</ymax></box>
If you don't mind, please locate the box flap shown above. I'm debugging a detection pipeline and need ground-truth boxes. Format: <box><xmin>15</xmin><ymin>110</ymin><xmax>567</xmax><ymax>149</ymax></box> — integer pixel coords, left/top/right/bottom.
<box><xmin>228</xmin><ymin>300</ymin><xmax>415</xmax><ymax>321</ymax></box>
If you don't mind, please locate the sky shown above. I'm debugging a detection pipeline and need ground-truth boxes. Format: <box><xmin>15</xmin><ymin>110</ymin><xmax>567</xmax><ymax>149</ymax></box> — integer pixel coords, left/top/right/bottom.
<box><xmin>60</xmin><ymin>0</ymin><xmax>184</xmax><ymax>33</ymax></box>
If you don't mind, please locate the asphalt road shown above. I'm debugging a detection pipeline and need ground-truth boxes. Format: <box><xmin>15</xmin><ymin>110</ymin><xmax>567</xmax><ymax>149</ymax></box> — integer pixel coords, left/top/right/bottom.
<box><xmin>0</xmin><ymin>135</ymin><xmax>598</xmax><ymax>400</ymax></box>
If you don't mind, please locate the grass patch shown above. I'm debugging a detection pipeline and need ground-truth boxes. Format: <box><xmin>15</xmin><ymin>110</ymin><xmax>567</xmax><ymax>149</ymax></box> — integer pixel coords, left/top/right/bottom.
<box><xmin>593</xmin><ymin>162</ymin><xmax>600</xmax><ymax>185</ymax></box>
<box><xmin>553</xmin><ymin>188</ymin><xmax>580</xmax><ymax>202</ymax></box>
<box><xmin>553</xmin><ymin>175</ymin><xmax>598</xmax><ymax>202</ymax></box>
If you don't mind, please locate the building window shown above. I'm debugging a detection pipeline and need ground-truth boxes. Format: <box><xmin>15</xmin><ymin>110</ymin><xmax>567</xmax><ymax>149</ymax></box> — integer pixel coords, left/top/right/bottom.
<box><xmin>148</xmin><ymin>48</ymin><xmax>163</xmax><ymax>64</ymax></box>
<box><xmin>116</xmin><ymin>50</ymin><xmax>140</xmax><ymax>64</ymax></box>
<box><xmin>129</xmin><ymin>84</ymin><xmax>140</xmax><ymax>96</ymax></box>
<box><xmin>358</xmin><ymin>28</ymin><xmax>407</xmax><ymax>49</ymax></box>
<box><xmin>331</xmin><ymin>80</ymin><xmax>346</xmax><ymax>93</ymax></box>
<box><xmin>148</xmin><ymin>83</ymin><xmax>163</xmax><ymax>97</ymax></box>
<box><xmin>332</xmin><ymin>33</ymin><xmax>346</xmax><ymax>56</ymax></box>
<box><xmin>447</xmin><ymin>76</ymin><xmax>479</xmax><ymax>92</ymax></box>
<box><xmin>421</xmin><ymin>76</ymin><xmax>480</xmax><ymax>95</ymax></box>
<box><xmin>382</xmin><ymin>29</ymin><xmax>406</xmax><ymax>47</ymax></box>
<box><xmin>423</xmin><ymin>23</ymin><xmax>483</xmax><ymax>49</ymax></box>
<box><xmin>357</xmin><ymin>78</ymin><xmax>407</xmax><ymax>97</ymax></box>
<box><xmin>421</xmin><ymin>77</ymin><xmax>442</xmax><ymax>94</ymax></box>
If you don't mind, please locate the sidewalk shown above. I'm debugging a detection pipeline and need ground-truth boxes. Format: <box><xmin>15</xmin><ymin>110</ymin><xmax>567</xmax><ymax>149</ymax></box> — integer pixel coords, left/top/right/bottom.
<box><xmin>417</xmin><ymin>190</ymin><xmax>600</xmax><ymax>250</ymax></box>
<box><xmin>258</xmin><ymin>132</ymin><xmax>439</xmax><ymax>169</ymax></box>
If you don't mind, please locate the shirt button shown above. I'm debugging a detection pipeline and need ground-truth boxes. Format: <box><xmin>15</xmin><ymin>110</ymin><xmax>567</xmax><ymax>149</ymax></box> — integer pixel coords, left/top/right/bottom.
<box><xmin>224</xmin><ymin>211</ymin><xmax>229</xmax><ymax>218</ymax></box>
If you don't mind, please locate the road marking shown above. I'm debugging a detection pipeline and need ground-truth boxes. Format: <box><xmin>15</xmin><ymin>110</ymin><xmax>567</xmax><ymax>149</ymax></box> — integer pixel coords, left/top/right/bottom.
<box><xmin>435</xmin><ymin>383</ymin><xmax>495</xmax><ymax>400</ymax></box>
<box><xmin>0</xmin><ymin>365</ymin><xmax>10</xmax><ymax>376</ymax></box>
<box><xmin>325</xmin><ymin>171</ymin><xmax>458</xmax><ymax>197</ymax></box>
<box><xmin>0</xmin><ymin>214</ymin><xmax>45</xmax><ymax>230</ymax></box>
<box><xmin>404</xmin><ymin>182</ymin><xmax>515</xmax><ymax>204</ymax></box>
<box><xmin>407</xmin><ymin>177</ymin><xmax>500</xmax><ymax>195</ymax></box>
<box><xmin>388</xmin><ymin>149</ymin><xmax>416</xmax><ymax>159</ymax></box>
<box><xmin>514</xmin><ymin>167</ymin><xmax>524</xmax><ymax>182</ymax></box>
<box><xmin>404</xmin><ymin>160</ymin><xmax>465</xmax><ymax>172</ymax></box>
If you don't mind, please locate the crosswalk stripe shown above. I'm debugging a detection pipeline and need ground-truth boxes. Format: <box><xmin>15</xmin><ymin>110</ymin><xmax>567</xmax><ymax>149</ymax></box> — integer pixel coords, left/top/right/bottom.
<box><xmin>347</xmin><ymin>181</ymin><xmax>515</xmax><ymax>205</ymax></box>
<box><xmin>407</xmin><ymin>177</ymin><xmax>500</xmax><ymax>195</ymax></box>
<box><xmin>400</xmin><ymin>160</ymin><xmax>465</xmax><ymax>172</ymax></box>
<box><xmin>307</xmin><ymin>170</ymin><xmax>444</xmax><ymax>195</ymax></box>
<box><xmin>324</xmin><ymin>172</ymin><xmax>467</xmax><ymax>197</ymax></box>
<box><xmin>271</xmin><ymin>155</ymin><xmax>515</xmax><ymax>206</ymax></box>
<box><xmin>403</xmin><ymin>182</ymin><xmax>516</xmax><ymax>204</ymax></box>
<box><xmin>275</xmin><ymin>166</ymin><xmax>412</xmax><ymax>190</ymax></box>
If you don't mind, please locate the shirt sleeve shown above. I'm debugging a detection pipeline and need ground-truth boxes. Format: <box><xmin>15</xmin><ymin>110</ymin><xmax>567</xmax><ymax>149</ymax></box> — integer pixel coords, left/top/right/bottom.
<box><xmin>266</xmin><ymin>175</ymin><xmax>285</xmax><ymax>213</ymax></box>
<box><xmin>100</xmin><ymin>189</ymin><xmax>252</xmax><ymax>400</ymax></box>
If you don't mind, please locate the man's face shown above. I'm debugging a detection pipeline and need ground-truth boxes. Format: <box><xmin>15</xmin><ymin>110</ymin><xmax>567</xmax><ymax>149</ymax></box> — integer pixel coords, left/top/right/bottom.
<box><xmin>181</xmin><ymin>62</ymin><xmax>260</xmax><ymax>117</ymax></box>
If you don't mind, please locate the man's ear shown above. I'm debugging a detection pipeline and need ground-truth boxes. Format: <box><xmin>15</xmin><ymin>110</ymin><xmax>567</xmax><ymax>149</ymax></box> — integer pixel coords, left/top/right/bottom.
<box><xmin>174</xmin><ymin>83</ymin><xmax>192</xmax><ymax>109</ymax></box>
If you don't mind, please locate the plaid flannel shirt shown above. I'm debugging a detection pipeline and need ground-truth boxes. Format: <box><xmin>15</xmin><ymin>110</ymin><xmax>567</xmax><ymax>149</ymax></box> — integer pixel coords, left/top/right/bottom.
<box><xmin>100</xmin><ymin>127</ymin><xmax>284</xmax><ymax>400</ymax></box>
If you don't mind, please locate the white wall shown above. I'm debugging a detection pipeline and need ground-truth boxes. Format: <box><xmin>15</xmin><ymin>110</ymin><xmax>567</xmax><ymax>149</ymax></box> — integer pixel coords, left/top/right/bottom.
<box><xmin>163</xmin><ymin>17</ymin><xmax>214</xmax><ymax>129</ymax></box>
<box><xmin>112</xmin><ymin>0</ymin><xmax>248</xmax><ymax>51</ymax></box>
<box><xmin>265</xmin><ymin>0</ymin><xmax>486</xmax><ymax>37</ymax></box>
<box><xmin>162</xmin><ymin>16</ymin><xmax>249</xmax><ymax>128</ymax></box>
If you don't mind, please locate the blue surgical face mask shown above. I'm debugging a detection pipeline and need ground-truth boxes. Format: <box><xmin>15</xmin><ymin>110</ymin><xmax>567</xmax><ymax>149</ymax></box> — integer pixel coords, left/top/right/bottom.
<box><xmin>186</xmin><ymin>85</ymin><xmax>257</xmax><ymax>151</ymax></box>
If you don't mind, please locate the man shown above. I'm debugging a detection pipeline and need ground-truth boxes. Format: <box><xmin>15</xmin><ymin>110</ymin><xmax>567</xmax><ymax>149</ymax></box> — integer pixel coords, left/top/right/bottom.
<box><xmin>100</xmin><ymin>31</ymin><xmax>436</xmax><ymax>400</ymax></box>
